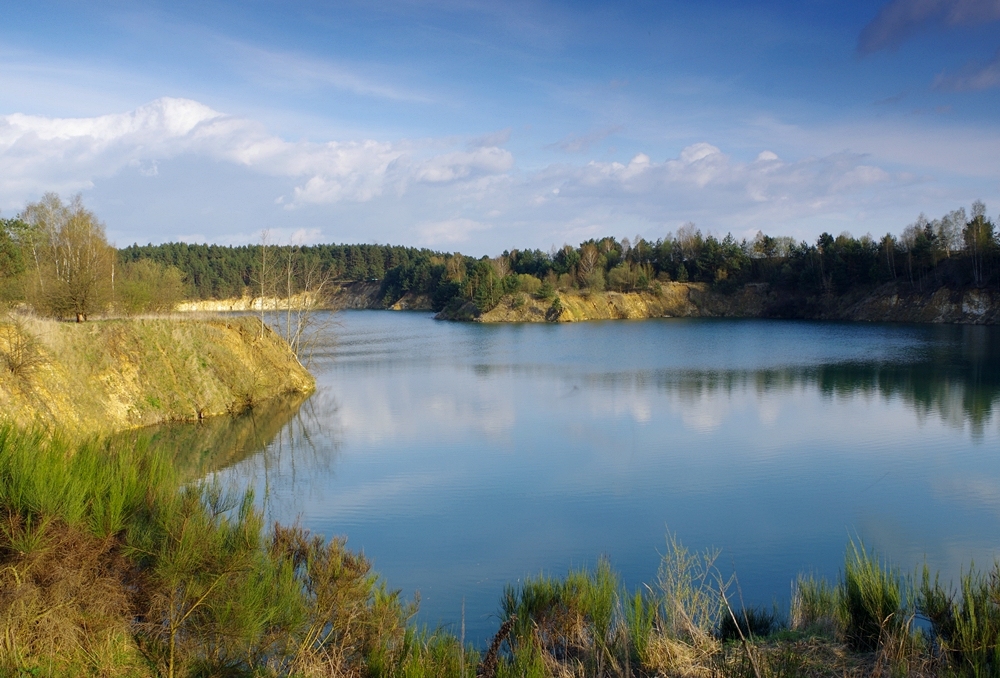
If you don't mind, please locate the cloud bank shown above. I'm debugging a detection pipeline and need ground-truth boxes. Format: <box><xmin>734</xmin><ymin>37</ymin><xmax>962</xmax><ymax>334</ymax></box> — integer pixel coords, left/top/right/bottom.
<box><xmin>0</xmin><ymin>98</ymin><xmax>925</xmax><ymax>250</ymax></box>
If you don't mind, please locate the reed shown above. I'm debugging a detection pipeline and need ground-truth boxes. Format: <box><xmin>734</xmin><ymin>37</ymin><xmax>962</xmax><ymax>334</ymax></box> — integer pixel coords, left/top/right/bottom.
<box><xmin>5</xmin><ymin>422</ymin><xmax>1000</xmax><ymax>677</ymax></box>
<box><xmin>840</xmin><ymin>539</ymin><xmax>903</xmax><ymax>652</ymax></box>
<box><xmin>0</xmin><ymin>424</ymin><xmax>459</xmax><ymax>677</ymax></box>
<box><xmin>790</xmin><ymin>573</ymin><xmax>841</xmax><ymax>636</ymax></box>
<box><xmin>917</xmin><ymin>561</ymin><xmax>1000</xmax><ymax>676</ymax></box>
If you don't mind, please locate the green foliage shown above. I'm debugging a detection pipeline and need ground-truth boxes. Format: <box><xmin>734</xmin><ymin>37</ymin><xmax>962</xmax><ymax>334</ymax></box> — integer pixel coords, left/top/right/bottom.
<box><xmin>917</xmin><ymin>561</ymin><xmax>1000</xmax><ymax>675</ymax></box>
<box><xmin>841</xmin><ymin>539</ymin><xmax>903</xmax><ymax>651</ymax></box>
<box><xmin>20</xmin><ymin>193</ymin><xmax>116</xmax><ymax>321</ymax></box>
<box><xmin>545</xmin><ymin>296</ymin><xmax>563</xmax><ymax>321</ymax></box>
<box><xmin>0</xmin><ymin>218</ymin><xmax>26</xmax><ymax>306</ymax></box>
<box><xmin>791</xmin><ymin>573</ymin><xmax>841</xmax><ymax>635</ymax></box>
<box><xmin>116</xmin><ymin>258</ymin><xmax>185</xmax><ymax>315</ymax></box>
<box><xmin>0</xmin><ymin>425</ymin><xmax>432</xmax><ymax>677</ymax></box>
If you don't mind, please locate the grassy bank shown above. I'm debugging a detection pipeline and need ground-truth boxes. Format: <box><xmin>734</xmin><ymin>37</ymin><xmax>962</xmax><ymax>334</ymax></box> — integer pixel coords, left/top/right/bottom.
<box><xmin>0</xmin><ymin>315</ymin><xmax>314</xmax><ymax>435</ymax></box>
<box><xmin>3</xmin><ymin>426</ymin><xmax>1000</xmax><ymax>676</ymax></box>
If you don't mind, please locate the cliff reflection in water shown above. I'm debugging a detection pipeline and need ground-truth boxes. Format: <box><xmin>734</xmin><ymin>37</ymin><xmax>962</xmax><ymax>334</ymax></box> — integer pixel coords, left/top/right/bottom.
<box><xmin>119</xmin><ymin>390</ymin><xmax>315</xmax><ymax>481</ymax></box>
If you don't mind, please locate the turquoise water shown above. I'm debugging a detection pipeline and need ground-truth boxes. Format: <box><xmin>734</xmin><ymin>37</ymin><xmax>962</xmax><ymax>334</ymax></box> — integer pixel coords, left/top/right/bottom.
<box><xmin>206</xmin><ymin>312</ymin><xmax>1000</xmax><ymax>643</ymax></box>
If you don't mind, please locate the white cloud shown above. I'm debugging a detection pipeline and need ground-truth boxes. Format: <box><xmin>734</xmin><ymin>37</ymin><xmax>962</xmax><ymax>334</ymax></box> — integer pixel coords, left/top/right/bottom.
<box><xmin>551</xmin><ymin>126</ymin><xmax>621</xmax><ymax>153</ymax></box>
<box><xmin>413</xmin><ymin>147</ymin><xmax>514</xmax><ymax>184</ymax></box>
<box><xmin>223</xmin><ymin>41</ymin><xmax>434</xmax><ymax>103</ymax></box>
<box><xmin>0</xmin><ymin>97</ymin><xmax>961</xmax><ymax>251</ymax></box>
<box><xmin>0</xmin><ymin>97</ymin><xmax>517</xmax><ymax>210</ymax></box>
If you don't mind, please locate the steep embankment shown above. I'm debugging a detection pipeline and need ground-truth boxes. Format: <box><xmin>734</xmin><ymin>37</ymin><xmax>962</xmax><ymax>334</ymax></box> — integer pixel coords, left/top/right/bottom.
<box><xmin>0</xmin><ymin>315</ymin><xmax>314</xmax><ymax>434</ymax></box>
<box><xmin>175</xmin><ymin>281</ymin><xmax>397</xmax><ymax>312</ymax></box>
<box><xmin>451</xmin><ymin>281</ymin><xmax>1000</xmax><ymax>324</ymax></box>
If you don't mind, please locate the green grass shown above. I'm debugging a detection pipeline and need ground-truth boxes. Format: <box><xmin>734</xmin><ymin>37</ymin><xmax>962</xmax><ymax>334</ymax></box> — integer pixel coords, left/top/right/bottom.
<box><xmin>841</xmin><ymin>538</ymin><xmax>903</xmax><ymax>652</ymax></box>
<box><xmin>2</xmin><ymin>422</ymin><xmax>1000</xmax><ymax>677</ymax></box>
<box><xmin>0</xmin><ymin>423</ymin><xmax>463</xmax><ymax>678</ymax></box>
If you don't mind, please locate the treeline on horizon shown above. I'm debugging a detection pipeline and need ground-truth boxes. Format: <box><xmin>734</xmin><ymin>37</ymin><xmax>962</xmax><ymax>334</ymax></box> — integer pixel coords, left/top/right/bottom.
<box><xmin>3</xmin><ymin>194</ymin><xmax>997</xmax><ymax>319</ymax></box>
<box><xmin>119</xmin><ymin>200</ymin><xmax>999</xmax><ymax>314</ymax></box>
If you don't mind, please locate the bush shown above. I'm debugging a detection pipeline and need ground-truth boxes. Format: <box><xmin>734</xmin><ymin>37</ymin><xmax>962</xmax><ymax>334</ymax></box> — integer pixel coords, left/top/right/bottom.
<box><xmin>546</xmin><ymin>296</ymin><xmax>563</xmax><ymax>321</ymax></box>
<box><xmin>115</xmin><ymin>259</ymin><xmax>185</xmax><ymax>315</ymax></box>
<box><xmin>514</xmin><ymin>274</ymin><xmax>541</xmax><ymax>296</ymax></box>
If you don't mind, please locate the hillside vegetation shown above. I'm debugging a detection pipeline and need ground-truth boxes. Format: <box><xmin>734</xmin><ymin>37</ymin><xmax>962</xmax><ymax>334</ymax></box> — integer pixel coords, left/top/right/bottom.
<box><xmin>2</xmin><ymin>194</ymin><xmax>998</xmax><ymax>324</ymax></box>
<box><xmin>119</xmin><ymin>200</ymin><xmax>1000</xmax><ymax>324</ymax></box>
<box><xmin>0</xmin><ymin>315</ymin><xmax>313</xmax><ymax>435</ymax></box>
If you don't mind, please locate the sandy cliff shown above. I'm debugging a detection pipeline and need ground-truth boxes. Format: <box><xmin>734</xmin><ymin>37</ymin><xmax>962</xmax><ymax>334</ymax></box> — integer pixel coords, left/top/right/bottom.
<box><xmin>0</xmin><ymin>315</ymin><xmax>314</xmax><ymax>435</ymax></box>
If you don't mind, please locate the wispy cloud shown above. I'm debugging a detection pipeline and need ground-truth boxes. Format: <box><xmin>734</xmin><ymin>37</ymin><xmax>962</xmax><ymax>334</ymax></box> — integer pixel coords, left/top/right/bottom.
<box><xmin>550</xmin><ymin>126</ymin><xmax>621</xmax><ymax>153</ymax></box>
<box><xmin>417</xmin><ymin>217</ymin><xmax>492</xmax><ymax>245</ymax></box>
<box><xmin>220</xmin><ymin>40</ymin><xmax>435</xmax><ymax>103</ymax></box>
<box><xmin>934</xmin><ymin>48</ymin><xmax>1000</xmax><ymax>90</ymax></box>
<box><xmin>858</xmin><ymin>0</ymin><xmax>1000</xmax><ymax>54</ymax></box>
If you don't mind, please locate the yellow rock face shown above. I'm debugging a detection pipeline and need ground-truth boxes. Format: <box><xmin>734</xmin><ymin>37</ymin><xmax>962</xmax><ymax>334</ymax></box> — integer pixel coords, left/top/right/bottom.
<box><xmin>0</xmin><ymin>315</ymin><xmax>314</xmax><ymax>436</ymax></box>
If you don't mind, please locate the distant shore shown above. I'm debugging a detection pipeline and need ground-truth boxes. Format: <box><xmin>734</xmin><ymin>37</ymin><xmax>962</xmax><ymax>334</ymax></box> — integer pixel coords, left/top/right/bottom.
<box><xmin>175</xmin><ymin>280</ymin><xmax>1000</xmax><ymax>325</ymax></box>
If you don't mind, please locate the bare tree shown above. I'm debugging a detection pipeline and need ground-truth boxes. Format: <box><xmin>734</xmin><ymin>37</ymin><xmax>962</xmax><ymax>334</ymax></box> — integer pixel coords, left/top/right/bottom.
<box><xmin>280</xmin><ymin>247</ymin><xmax>333</xmax><ymax>364</ymax></box>
<box><xmin>252</xmin><ymin>230</ymin><xmax>275</xmax><ymax>338</ymax></box>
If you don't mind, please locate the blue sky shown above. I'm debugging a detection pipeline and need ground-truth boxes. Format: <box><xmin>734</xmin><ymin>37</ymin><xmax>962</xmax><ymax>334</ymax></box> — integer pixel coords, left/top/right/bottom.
<box><xmin>2</xmin><ymin>0</ymin><xmax>999</xmax><ymax>254</ymax></box>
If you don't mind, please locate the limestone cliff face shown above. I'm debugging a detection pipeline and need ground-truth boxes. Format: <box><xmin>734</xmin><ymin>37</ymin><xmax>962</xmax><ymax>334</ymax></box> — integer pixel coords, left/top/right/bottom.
<box><xmin>0</xmin><ymin>316</ymin><xmax>314</xmax><ymax>435</ymax></box>
<box><xmin>444</xmin><ymin>282</ymin><xmax>1000</xmax><ymax>325</ymax></box>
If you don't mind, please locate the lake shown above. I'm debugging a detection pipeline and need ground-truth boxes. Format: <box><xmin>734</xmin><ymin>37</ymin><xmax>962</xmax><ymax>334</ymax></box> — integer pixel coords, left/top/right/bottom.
<box><xmin>166</xmin><ymin>311</ymin><xmax>1000</xmax><ymax>644</ymax></box>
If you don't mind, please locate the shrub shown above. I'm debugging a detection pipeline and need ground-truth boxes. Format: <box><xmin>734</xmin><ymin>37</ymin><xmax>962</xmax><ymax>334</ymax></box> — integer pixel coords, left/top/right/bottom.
<box><xmin>514</xmin><ymin>274</ymin><xmax>541</xmax><ymax>296</ymax></box>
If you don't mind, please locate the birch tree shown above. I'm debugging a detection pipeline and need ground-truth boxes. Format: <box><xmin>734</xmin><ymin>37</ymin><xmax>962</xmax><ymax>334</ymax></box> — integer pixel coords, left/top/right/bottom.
<box><xmin>21</xmin><ymin>193</ymin><xmax>114</xmax><ymax>321</ymax></box>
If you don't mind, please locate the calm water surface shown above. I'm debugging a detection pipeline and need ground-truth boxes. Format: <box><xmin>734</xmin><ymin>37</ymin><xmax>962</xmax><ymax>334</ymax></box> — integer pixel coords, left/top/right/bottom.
<box><xmin>193</xmin><ymin>312</ymin><xmax>1000</xmax><ymax>643</ymax></box>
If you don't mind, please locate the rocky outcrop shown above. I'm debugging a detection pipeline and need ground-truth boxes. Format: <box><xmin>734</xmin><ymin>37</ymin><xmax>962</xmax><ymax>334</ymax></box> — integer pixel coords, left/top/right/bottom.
<box><xmin>0</xmin><ymin>315</ymin><xmax>314</xmax><ymax>435</ymax></box>
<box><xmin>439</xmin><ymin>282</ymin><xmax>1000</xmax><ymax>325</ymax></box>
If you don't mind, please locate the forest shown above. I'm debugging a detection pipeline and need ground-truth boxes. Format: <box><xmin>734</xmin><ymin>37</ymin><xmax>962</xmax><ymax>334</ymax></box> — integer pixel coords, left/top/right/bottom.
<box><xmin>119</xmin><ymin>201</ymin><xmax>998</xmax><ymax>315</ymax></box>
<box><xmin>2</xmin><ymin>194</ymin><xmax>998</xmax><ymax>319</ymax></box>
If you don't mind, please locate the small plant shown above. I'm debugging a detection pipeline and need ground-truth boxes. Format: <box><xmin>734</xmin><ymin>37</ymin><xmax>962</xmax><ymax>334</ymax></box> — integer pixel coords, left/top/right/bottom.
<box><xmin>791</xmin><ymin>573</ymin><xmax>841</xmax><ymax>635</ymax></box>
<box><xmin>545</xmin><ymin>296</ymin><xmax>563</xmax><ymax>321</ymax></box>
<box><xmin>841</xmin><ymin>539</ymin><xmax>903</xmax><ymax>651</ymax></box>
<box><xmin>918</xmin><ymin>561</ymin><xmax>1000</xmax><ymax>675</ymax></box>
<box><xmin>536</xmin><ymin>279</ymin><xmax>556</xmax><ymax>300</ymax></box>
<box><xmin>0</xmin><ymin>319</ymin><xmax>44</xmax><ymax>381</ymax></box>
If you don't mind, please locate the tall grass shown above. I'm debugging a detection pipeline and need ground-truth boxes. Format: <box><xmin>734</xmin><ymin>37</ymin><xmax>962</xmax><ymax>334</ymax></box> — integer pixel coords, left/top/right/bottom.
<box><xmin>917</xmin><ymin>561</ymin><xmax>1000</xmax><ymax>675</ymax></box>
<box><xmin>0</xmin><ymin>424</ymin><xmax>475</xmax><ymax>677</ymax></box>
<box><xmin>790</xmin><ymin>573</ymin><xmax>841</xmax><ymax>635</ymax></box>
<box><xmin>3</xmin><ymin>423</ymin><xmax>1000</xmax><ymax>677</ymax></box>
<box><xmin>841</xmin><ymin>538</ymin><xmax>903</xmax><ymax>652</ymax></box>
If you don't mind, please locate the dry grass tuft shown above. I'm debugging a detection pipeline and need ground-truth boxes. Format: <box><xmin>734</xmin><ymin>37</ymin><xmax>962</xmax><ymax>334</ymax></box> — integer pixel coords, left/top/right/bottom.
<box><xmin>0</xmin><ymin>516</ymin><xmax>145</xmax><ymax>676</ymax></box>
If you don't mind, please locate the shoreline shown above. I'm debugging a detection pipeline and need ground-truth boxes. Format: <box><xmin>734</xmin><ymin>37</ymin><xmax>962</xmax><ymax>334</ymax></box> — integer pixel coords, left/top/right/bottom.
<box><xmin>173</xmin><ymin>280</ymin><xmax>1000</xmax><ymax>325</ymax></box>
<box><xmin>0</xmin><ymin>315</ymin><xmax>314</xmax><ymax>436</ymax></box>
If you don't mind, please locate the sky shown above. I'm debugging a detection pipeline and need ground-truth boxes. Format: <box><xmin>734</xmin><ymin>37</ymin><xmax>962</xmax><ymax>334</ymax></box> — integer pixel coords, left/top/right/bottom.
<box><xmin>2</xmin><ymin>0</ymin><xmax>1000</xmax><ymax>255</ymax></box>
